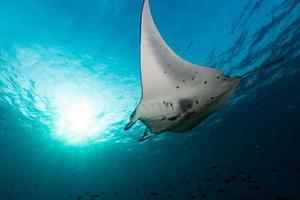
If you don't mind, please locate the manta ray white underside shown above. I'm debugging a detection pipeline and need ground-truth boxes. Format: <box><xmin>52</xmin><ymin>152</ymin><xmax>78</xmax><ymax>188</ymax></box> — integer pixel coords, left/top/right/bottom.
<box><xmin>124</xmin><ymin>0</ymin><xmax>284</xmax><ymax>142</ymax></box>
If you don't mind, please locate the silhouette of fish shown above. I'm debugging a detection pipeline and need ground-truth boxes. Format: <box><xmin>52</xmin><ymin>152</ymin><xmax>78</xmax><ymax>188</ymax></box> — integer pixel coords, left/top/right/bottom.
<box><xmin>217</xmin><ymin>188</ymin><xmax>225</xmax><ymax>193</ymax></box>
<box><xmin>149</xmin><ymin>192</ymin><xmax>158</xmax><ymax>196</ymax></box>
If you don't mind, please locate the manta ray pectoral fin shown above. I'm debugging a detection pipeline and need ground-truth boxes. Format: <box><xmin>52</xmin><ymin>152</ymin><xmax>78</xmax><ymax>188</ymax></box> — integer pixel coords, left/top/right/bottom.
<box><xmin>139</xmin><ymin>128</ymin><xmax>156</xmax><ymax>142</ymax></box>
<box><xmin>139</xmin><ymin>0</ymin><xmax>224</xmax><ymax>101</ymax></box>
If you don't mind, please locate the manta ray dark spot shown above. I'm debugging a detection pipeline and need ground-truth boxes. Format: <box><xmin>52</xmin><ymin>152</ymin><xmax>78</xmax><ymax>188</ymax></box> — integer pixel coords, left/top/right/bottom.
<box><xmin>195</xmin><ymin>100</ymin><xmax>199</xmax><ymax>104</ymax></box>
<box><xmin>217</xmin><ymin>76</ymin><xmax>220</xmax><ymax>79</ymax></box>
<box><xmin>164</xmin><ymin>71</ymin><xmax>167</xmax><ymax>74</ymax></box>
<box><xmin>170</xmin><ymin>103</ymin><xmax>174</xmax><ymax>110</ymax></box>
<box><xmin>210</xmin><ymin>97</ymin><xmax>214</xmax><ymax>100</ymax></box>
<box><xmin>178</xmin><ymin>99</ymin><xmax>194</xmax><ymax>113</ymax></box>
<box><xmin>182</xmin><ymin>80</ymin><xmax>186</xmax><ymax>82</ymax></box>
<box><xmin>176</xmin><ymin>86</ymin><xmax>180</xmax><ymax>88</ymax></box>
<box><xmin>203</xmin><ymin>81</ymin><xmax>207</xmax><ymax>84</ymax></box>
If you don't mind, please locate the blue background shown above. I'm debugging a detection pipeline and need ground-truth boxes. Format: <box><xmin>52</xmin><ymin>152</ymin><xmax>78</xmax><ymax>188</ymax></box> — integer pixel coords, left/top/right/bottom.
<box><xmin>0</xmin><ymin>0</ymin><xmax>300</xmax><ymax>199</ymax></box>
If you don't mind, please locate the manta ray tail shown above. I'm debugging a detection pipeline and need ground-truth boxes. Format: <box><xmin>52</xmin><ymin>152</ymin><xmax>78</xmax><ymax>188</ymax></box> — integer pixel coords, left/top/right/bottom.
<box><xmin>241</xmin><ymin>57</ymin><xmax>285</xmax><ymax>79</ymax></box>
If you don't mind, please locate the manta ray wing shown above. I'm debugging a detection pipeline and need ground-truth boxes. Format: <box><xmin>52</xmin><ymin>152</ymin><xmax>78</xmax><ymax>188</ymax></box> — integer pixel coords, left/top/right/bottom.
<box><xmin>140</xmin><ymin>0</ymin><xmax>225</xmax><ymax>101</ymax></box>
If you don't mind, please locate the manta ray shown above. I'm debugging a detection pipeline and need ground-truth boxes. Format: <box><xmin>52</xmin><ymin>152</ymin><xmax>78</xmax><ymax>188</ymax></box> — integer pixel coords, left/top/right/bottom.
<box><xmin>124</xmin><ymin>0</ymin><xmax>284</xmax><ymax>142</ymax></box>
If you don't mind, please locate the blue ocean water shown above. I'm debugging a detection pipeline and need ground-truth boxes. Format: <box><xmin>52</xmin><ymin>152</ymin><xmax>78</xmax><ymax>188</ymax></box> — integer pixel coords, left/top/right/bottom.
<box><xmin>0</xmin><ymin>0</ymin><xmax>300</xmax><ymax>199</ymax></box>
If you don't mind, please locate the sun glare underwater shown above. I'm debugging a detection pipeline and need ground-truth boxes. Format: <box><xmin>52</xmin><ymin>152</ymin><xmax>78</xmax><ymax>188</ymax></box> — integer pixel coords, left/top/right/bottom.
<box><xmin>0</xmin><ymin>0</ymin><xmax>300</xmax><ymax>199</ymax></box>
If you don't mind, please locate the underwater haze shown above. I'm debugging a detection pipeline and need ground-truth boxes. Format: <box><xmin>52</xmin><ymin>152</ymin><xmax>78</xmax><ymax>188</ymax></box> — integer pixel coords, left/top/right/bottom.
<box><xmin>0</xmin><ymin>0</ymin><xmax>300</xmax><ymax>199</ymax></box>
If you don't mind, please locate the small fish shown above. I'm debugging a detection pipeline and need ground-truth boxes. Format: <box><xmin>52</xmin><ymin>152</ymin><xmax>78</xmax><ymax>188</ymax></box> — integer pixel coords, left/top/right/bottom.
<box><xmin>224</xmin><ymin>179</ymin><xmax>230</xmax><ymax>183</ymax></box>
<box><xmin>217</xmin><ymin>189</ymin><xmax>225</xmax><ymax>193</ymax></box>
<box><xmin>269</xmin><ymin>168</ymin><xmax>277</xmax><ymax>172</ymax></box>
<box><xmin>149</xmin><ymin>192</ymin><xmax>158</xmax><ymax>196</ymax></box>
